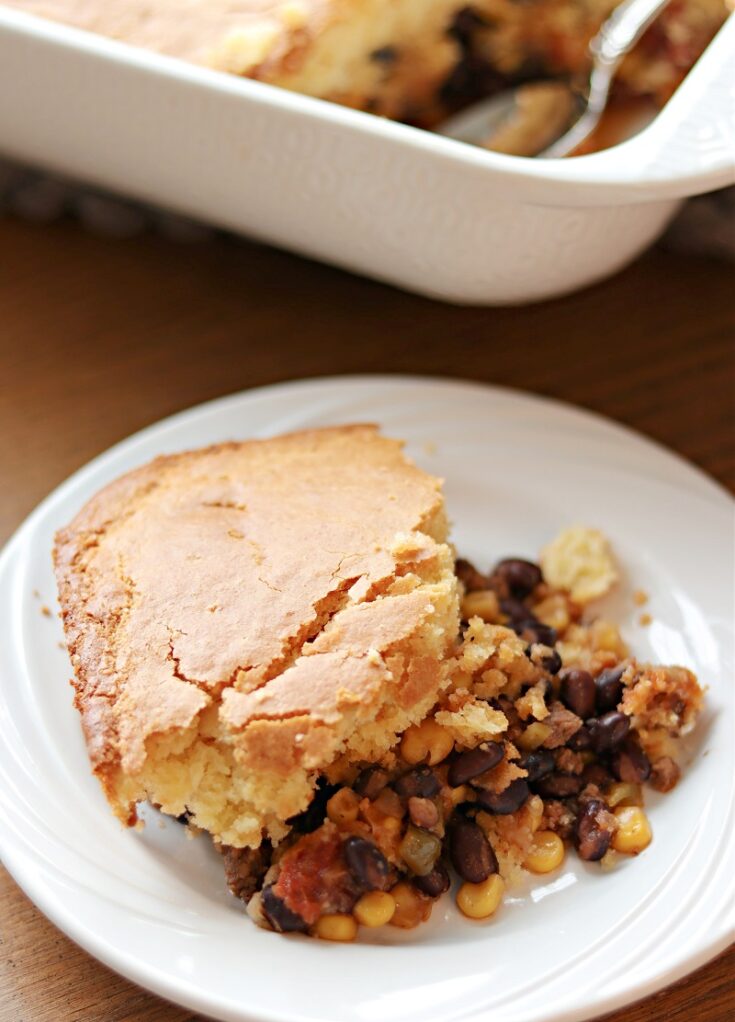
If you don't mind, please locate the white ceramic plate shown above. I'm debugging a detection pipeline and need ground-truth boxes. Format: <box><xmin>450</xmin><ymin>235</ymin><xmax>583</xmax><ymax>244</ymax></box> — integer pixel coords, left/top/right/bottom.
<box><xmin>1</xmin><ymin>375</ymin><xmax>733</xmax><ymax>1022</ymax></box>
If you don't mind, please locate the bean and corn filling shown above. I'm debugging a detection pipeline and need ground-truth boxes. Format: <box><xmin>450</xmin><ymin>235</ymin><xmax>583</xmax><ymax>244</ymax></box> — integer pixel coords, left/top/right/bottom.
<box><xmin>209</xmin><ymin>535</ymin><xmax>703</xmax><ymax>941</ymax></box>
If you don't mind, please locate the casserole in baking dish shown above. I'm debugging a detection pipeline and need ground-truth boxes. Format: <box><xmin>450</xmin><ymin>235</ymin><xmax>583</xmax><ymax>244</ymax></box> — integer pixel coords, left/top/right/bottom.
<box><xmin>2</xmin><ymin>0</ymin><xmax>729</xmax><ymax>125</ymax></box>
<box><xmin>0</xmin><ymin>2</ymin><xmax>732</xmax><ymax>302</ymax></box>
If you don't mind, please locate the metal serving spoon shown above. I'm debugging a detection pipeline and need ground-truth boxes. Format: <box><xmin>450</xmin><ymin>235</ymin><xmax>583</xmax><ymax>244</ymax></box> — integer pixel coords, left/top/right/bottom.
<box><xmin>438</xmin><ymin>0</ymin><xmax>672</xmax><ymax>158</ymax></box>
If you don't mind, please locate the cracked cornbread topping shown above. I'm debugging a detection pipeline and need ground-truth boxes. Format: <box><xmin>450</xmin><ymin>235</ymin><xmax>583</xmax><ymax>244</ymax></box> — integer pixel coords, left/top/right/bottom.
<box><xmin>54</xmin><ymin>426</ymin><xmax>459</xmax><ymax>849</ymax></box>
<box><xmin>54</xmin><ymin>429</ymin><xmax>704</xmax><ymax>942</ymax></box>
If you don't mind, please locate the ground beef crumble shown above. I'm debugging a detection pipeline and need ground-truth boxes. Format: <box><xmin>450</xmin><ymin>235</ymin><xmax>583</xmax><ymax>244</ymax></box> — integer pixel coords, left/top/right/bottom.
<box><xmin>542</xmin><ymin>701</ymin><xmax>584</xmax><ymax>748</ymax></box>
<box><xmin>649</xmin><ymin>755</ymin><xmax>681</xmax><ymax>793</ymax></box>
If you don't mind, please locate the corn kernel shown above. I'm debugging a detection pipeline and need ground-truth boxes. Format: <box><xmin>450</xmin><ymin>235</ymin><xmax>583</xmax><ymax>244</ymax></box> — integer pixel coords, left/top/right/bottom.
<box><xmin>461</xmin><ymin>590</ymin><xmax>500</xmax><ymax>623</ymax></box>
<box><xmin>400</xmin><ymin>719</ymin><xmax>454</xmax><ymax>766</ymax></box>
<box><xmin>314</xmin><ymin>914</ymin><xmax>358</xmax><ymax>942</ymax></box>
<box><xmin>326</xmin><ymin>787</ymin><xmax>360</xmax><ymax>825</ymax></box>
<box><xmin>524</xmin><ymin>830</ymin><xmax>565</xmax><ymax>874</ymax></box>
<box><xmin>612</xmin><ymin>806</ymin><xmax>652</xmax><ymax>855</ymax></box>
<box><xmin>456</xmin><ymin>874</ymin><xmax>505</xmax><ymax>920</ymax></box>
<box><xmin>389</xmin><ymin>881</ymin><xmax>432</xmax><ymax>929</ymax></box>
<box><xmin>448</xmin><ymin>783</ymin><xmax>473</xmax><ymax>807</ymax></box>
<box><xmin>606</xmin><ymin>782</ymin><xmax>643</xmax><ymax>808</ymax></box>
<box><xmin>524</xmin><ymin>794</ymin><xmax>545</xmax><ymax>832</ymax></box>
<box><xmin>278</xmin><ymin>0</ymin><xmax>308</xmax><ymax>29</ymax></box>
<box><xmin>517</xmin><ymin>722</ymin><xmax>552</xmax><ymax>751</ymax></box>
<box><xmin>592</xmin><ymin>620</ymin><xmax>625</xmax><ymax>654</ymax></box>
<box><xmin>354</xmin><ymin>891</ymin><xmax>396</xmax><ymax>928</ymax></box>
<box><xmin>531</xmin><ymin>595</ymin><xmax>570</xmax><ymax>633</ymax></box>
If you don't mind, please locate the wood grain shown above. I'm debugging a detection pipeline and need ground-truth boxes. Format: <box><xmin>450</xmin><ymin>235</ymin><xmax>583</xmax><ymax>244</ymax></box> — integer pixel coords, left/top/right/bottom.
<box><xmin>0</xmin><ymin>215</ymin><xmax>733</xmax><ymax>1022</ymax></box>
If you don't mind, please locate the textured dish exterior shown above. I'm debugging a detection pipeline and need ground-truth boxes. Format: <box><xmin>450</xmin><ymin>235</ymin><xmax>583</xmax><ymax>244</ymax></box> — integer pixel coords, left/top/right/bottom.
<box><xmin>0</xmin><ymin>376</ymin><xmax>733</xmax><ymax>1022</ymax></box>
<box><xmin>0</xmin><ymin>9</ymin><xmax>732</xmax><ymax>303</ymax></box>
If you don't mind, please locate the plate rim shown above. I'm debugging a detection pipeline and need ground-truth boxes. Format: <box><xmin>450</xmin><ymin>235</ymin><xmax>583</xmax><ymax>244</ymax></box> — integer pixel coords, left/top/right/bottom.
<box><xmin>1</xmin><ymin>373</ymin><xmax>733</xmax><ymax>1022</ymax></box>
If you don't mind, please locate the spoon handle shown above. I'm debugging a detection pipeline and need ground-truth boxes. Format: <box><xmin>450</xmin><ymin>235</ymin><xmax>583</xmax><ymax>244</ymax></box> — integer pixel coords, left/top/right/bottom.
<box><xmin>593</xmin><ymin>0</ymin><xmax>673</xmax><ymax>71</ymax></box>
<box><xmin>543</xmin><ymin>0</ymin><xmax>673</xmax><ymax>157</ymax></box>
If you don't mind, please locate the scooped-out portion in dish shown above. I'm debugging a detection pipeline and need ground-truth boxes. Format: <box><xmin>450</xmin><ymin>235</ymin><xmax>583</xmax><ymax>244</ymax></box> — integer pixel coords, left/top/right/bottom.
<box><xmin>6</xmin><ymin>0</ymin><xmax>730</xmax><ymax>152</ymax></box>
<box><xmin>54</xmin><ymin>426</ymin><xmax>704</xmax><ymax>941</ymax></box>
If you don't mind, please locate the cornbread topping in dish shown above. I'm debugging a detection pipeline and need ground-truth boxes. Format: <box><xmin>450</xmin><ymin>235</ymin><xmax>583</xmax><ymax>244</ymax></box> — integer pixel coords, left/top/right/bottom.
<box><xmin>54</xmin><ymin>426</ymin><xmax>704</xmax><ymax>941</ymax></box>
<box><xmin>5</xmin><ymin>0</ymin><xmax>729</xmax><ymax>131</ymax></box>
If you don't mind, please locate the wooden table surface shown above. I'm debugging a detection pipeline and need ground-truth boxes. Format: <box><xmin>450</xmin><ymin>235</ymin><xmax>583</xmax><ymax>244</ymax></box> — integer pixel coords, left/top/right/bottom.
<box><xmin>0</xmin><ymin>216</ymin><xmax>733</xmax><ymax>1022</ymax></box>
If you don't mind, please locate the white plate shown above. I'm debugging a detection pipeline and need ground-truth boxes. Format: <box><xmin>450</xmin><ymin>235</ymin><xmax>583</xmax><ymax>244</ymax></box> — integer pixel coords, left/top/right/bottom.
<box><xmin>0</xmin><ymin>375</ymin><xmax>733</xmax><ymax>1022</ymax></box>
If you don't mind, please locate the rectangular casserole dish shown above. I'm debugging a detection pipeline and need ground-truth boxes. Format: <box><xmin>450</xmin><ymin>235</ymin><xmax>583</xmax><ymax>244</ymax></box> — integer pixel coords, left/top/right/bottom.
<box><xmin>0</xmin><ymin>5</ymin><xmax>733</xmax><ymax>305</ymax></box>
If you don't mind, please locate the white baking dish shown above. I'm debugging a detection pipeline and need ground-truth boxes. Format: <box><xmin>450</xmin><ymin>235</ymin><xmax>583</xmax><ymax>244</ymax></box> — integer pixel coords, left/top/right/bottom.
<box><xmin>0</xmin><ymin>7</ymin><xmax>733</xmax><ymax>304</ymax></box>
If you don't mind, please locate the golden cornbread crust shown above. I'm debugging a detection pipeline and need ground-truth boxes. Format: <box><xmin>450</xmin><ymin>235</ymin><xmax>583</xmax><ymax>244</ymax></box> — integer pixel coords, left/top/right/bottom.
<box><xmin>54</xmin><ymin>426</ymin><xmax>460</xmax><ymax>847</ymax></box>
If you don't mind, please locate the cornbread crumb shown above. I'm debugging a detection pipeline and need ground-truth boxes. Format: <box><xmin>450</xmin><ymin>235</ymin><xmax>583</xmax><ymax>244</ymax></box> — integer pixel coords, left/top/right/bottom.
<box><xmin>515</xmin><ymin>682</ymin><xmax>550</xmax><ymax>722</ymax></box>
<box><xmin>434</xmin><ymin>698</ymin><xmax>507</xmax><ymax>747</ymax></box>
<box><xmin>278</xmin><ymin>1</ymin><xmax>308</xmax><ymax>29</ymax></box>
<box><xmin>540</xmin><ymin>526</ymin><xmax>619</xmax><ymax>604</ymax></box>
<box><xmin>633</xmin><ymin>589</ymin><xmax>649</xmax><ymax>606</ymax></box>
<box><xmin>557</xmin><ymin>619</ymin><xmax>628</xmax><ymax>675</ymax></box>
<box><xmin>621</xmin><ymin>663</ymin><xmax>703</xmax><ymax>736</ymax></box>
<box><xmin>477</xmin><ymin>795</ymin><xmax>542</xmax><ymax>886</ymax></box>
<box><xmin>639</xmin><ymin>613</ymin><xmax>652</xmax><ymax>627</ymax></box>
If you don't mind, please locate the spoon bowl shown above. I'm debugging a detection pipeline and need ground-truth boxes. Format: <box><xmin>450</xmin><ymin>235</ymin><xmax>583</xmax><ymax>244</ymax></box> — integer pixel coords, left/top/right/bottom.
<box><xmin>438</xmin><ymin>0</ymin><xmax>673</xmax><ymax>157</ymax></box>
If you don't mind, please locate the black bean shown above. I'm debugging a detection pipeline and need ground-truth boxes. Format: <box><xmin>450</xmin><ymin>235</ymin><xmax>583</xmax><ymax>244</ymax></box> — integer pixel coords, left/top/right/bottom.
<box><xmin>567</xmin><ymin>724</ymin><xmax>593</xmax><ymax>751</ymax></box>
<box><xmin>448</xmin><ymin>741</ymin><xmax>504</xmax><ymax>786</ymax></box>
<box><xmin>595</xmin><ymin>665</ymin><xmax>625</xmax><ymax>713</ymax></box>
<box><xmin>393</xmin><ymin>766</ymin><xmax>441</xmax><ymax>799</ymax></box>
<box><xmin>611</xmin><ymin>736</ymin><xmax>651</xmax><ymax>783</ymax></box>
<box><xmin>448</xmin><ymin>815</ymin><xmax>498</xmax><ymax>882</ymax></box>
<box><xmin>286</xmin><ymin>778</ymin><xmax>339</xmax><ymax>833</ymax></box>
<box><xmin>519</xmin><ymin>749</ymin><xmax>555</xmax><ymax>783</ymax></box>
<box><xmin>559</xmin><ymin>669</ymin><xmax>596</xmax><ymax>720</ymax></box>
<box><xmin>513</xmin><ymin>618</ymin><xmax>557</xmax><ymax>647</ymax></box>
<box><xmin>353</xmin><ymin>766</ymin><xmax>390</xmax><ymax>799</ymax></box>
<box><xmin>494</xmin><ymin>558</ymin><xmax>543</xmax><ymax>599</ymax></box>
<box><xmin>448</xmin><ymin>5</ymin><xmax>489</xmax><ymax>47</ymax></box>
<box><xmin>261</xmin><ymin>886</ymin><xmax>308</xmax><ymax>933</ymax></box>
<box><xmin>500</xmin><ymin>597</ymin><xmax>530</xmax><ymax>623</ymax></box>
<box><xmin>532</xmin><ymin>773</ymin><xmax>583</xmax><ymax>798</ymax></box>
<box><xmin>587</xmin><ymin>711</ymin><xmax>630</xmax><ymax>754</ymax></box>
<box><xmin>413</xmin><ymin>862</ymin><xmax>451</xmax><ymax>898</ymax></box>
<box><xmin>540</xmin><ymin>648</ymin><xmax>562</xmax><ymax>675</ymax></box>
<box><xmin>455</xmin><ymin>558</ymin><xmax>489</xmax><ymax>593</ymax></box>
<box><xmin>370</xmin><ymin>45</ymin><xmax>398</xmax><ymax>64</ymax></box>
<box><xmin>439</xmin><ymin>54</ymin><xmax>504</xmax><ymax>107</ymax></box>
<box><xmin>581</xmin><ymin>762</ymin><xmax>612</xmax><ymax>789</ymax></box>
<box><xmin>343</xmin><ymin>836</ymin><xmax>390</xmax><ymax>891</ymax></box>
<box><xmin>574</xmin><ymin>799</ymin><xmax>615</xmax><ymax>862</ymax></box>
<box><xmin>474</xmin><ymin>778</ymin><xmax>530</xmax><ymax>814</ymax></box>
